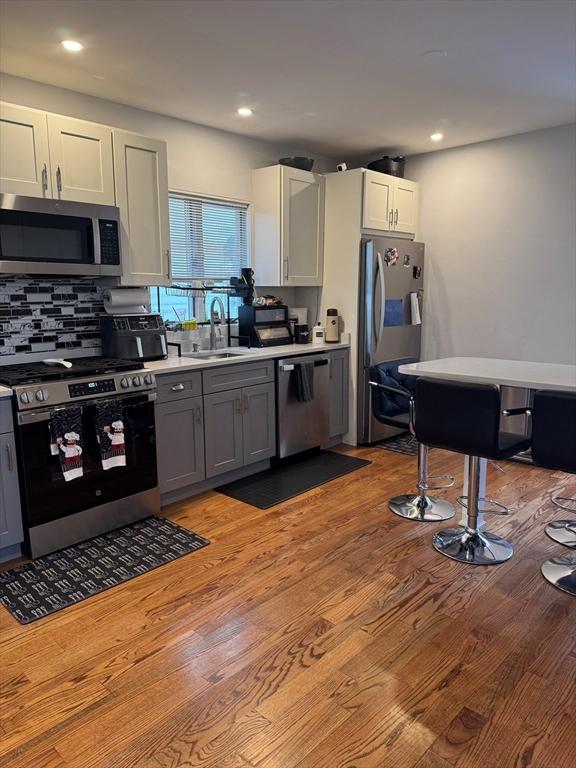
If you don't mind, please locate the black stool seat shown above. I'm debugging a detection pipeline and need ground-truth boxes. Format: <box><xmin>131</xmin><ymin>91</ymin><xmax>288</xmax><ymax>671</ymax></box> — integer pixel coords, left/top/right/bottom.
<box><xmin>496</xmin><ymin>432</ymin><xmax>531</xmax><ymax>460</ymax></box>
<box><xmin>531</xmin><ymin>390</ymin><xmax>576</xmax><ymax>595</ymax></box>
<box><xmin>414</xmin><ymin>378</ymin><xmax>525</xmax><ymax>565</ymax></box>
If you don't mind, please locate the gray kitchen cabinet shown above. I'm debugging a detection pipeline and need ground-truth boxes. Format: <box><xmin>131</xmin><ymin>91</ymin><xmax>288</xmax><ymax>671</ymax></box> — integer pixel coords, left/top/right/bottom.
<box><xmin>329</xmin><ymin>349</ymin><xmax>350</xmax><ymax>438</ymax></box>
<box><xmin>204</xmin><ymin>382</ymin><xmax>276</xmax><ymax>478</ymax></box>
<box><xmin>0</xmin><ymin>413</ymin><xmax>24</xmax><ymax>551</ymax></box>
<box><xmin>156</xmin><ymin>396</ymin><xmax>205</xmax><ymax>493</ymax></box>
<box><xmin>204</xmin><ymin>389</ymin><xmax>245</xmax><ymax>479</ymax></box>
<box><xmin>242</xmin><ymin>382</ymin><xmax>276</xmax><ymax>466</ymax></box>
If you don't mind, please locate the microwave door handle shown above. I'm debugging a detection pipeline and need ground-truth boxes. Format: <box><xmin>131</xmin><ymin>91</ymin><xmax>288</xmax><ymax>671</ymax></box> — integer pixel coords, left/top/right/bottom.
<box><xmin>93</xmin><ymin>218</ymin><xmax>102</xmax><ymax>266</ymax></box>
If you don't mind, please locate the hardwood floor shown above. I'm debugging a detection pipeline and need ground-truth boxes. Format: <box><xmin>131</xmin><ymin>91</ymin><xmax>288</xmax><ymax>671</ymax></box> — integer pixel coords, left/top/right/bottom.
<box><xmin>1</xmin><ymin>445</ymin><xmax>575</xmax><ymax>768</ymax></box>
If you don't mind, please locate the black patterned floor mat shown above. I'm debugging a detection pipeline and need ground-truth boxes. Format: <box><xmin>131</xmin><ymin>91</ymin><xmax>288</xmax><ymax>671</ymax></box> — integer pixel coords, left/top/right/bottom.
<box><xmin>376</xmin><ymin>432</ymin><xmax>419</xmax><ymax>455</ymax></box>
<box><xmin>216</xmin><ymin>450</ymin><xmax>371</xmax><ymax>509</ymax></box>
<box><xmin>0</xmin><ymin>517</ymin><xmax>210</xmax><ymax>624</ymax></box>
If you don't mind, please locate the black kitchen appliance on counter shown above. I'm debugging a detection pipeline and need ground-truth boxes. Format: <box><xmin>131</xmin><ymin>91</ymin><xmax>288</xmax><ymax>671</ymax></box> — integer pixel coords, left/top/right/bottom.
<box><xmin>238</xmin><ymin>304</ymin><xmax>293</xmax><ymax>347</ymax></box>
<box><xmin>100</xmin><ymin>314</ymin><xmax>168</xmax><ymax>361</ymax></box>
<box><xmin>0</xmin><ymin>357</ymin><xmax>159</xmax><ymax>558</ymax></box>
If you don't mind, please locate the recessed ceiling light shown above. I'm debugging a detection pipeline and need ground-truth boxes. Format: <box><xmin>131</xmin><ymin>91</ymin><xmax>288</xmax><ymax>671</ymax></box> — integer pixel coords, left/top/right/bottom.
<box><xmin>61</xmin><ymin>40</ymin><xmax>83</xmax><ymax>52</ymax></box>
<box><xmin>237</xmin><ymin>107</ymin><xmax>253</xmax><ymax>117</ymax></box>
<box><xmin>430</xmin><ymin>132</ymin><xmax>444</xmax><ymax>142</ymax></box>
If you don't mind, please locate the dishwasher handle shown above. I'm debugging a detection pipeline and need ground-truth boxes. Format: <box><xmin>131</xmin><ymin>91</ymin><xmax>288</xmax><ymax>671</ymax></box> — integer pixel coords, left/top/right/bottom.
<box><xmin>279</xmin><ymin>357</ymin><xmax>330</xmax><ymax>372</ymax></box>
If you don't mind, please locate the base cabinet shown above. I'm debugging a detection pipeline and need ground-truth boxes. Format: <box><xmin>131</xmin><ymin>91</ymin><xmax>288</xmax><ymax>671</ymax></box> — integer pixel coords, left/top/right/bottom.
<box><xmin>204</xmin><ymin>390</ymin><xmax>245</xmax><ymax>479</ymax></box>
<box><xmin>329</xmin><ymin>349</ymin><xmax>350</xmax><ymax>438</ymax></box>
<box><xmin>0</xmin><ymin>406</ymin><xmax>24</xmax><ymax>552</ymax></box>
<box><xmin>156</xmin><ymin>396</ymin><xmax>205</xmax><ymax>493</ymax></box>
<box><xmin>204</xmin><ymin>382</ymin><xmax>276</xmax><ymax>478</ymax></box>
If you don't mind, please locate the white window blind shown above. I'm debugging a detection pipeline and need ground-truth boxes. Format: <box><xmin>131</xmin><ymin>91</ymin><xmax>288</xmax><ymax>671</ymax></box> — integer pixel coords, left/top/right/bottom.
<box><xmin>169</xmin><ymin>193</ymin><xmax>249</xmax><ymax>280</ymax></box>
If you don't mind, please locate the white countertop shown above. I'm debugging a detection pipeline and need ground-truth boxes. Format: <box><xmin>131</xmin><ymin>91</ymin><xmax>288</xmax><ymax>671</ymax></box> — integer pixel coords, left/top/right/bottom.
<box><xmin>144</xmin><ymin>341</ymin><xmax>350</xmax><ymax>376</ymax></box>
<box><xmin>399</xmin><ymin>357</ymin><xmax>576</xmax><ymax>392</ymax></box>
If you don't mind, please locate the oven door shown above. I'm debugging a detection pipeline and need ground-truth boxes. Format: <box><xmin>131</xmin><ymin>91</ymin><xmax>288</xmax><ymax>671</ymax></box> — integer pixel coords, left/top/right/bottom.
<box><xmin>15</xmin><ymin>393</ymin><xmax>158</xmax><ymax>529</ymax></box>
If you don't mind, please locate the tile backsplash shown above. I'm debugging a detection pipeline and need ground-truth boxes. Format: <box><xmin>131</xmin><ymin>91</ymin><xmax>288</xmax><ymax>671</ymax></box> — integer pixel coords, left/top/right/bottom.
<box><xmin>0</xmin><ymin>277</ymin><xmax>104</xmax><ymax>363</ymax></box>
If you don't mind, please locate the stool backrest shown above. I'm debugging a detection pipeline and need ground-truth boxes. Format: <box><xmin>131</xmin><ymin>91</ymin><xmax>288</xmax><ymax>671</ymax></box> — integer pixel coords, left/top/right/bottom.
<box><xmin>414</xmin><ymin>378</ymin><xmax>501</xmax><ymax>457</ymax></box>
<box><xmin>369</xmin><ymin>358</ymin><xmax>417</xmax><ymax>420</ymax></box>
<box><xmin>531</xmin><ymin>390</ymin><xmax>576</xmax><ymax>474</ymax></box>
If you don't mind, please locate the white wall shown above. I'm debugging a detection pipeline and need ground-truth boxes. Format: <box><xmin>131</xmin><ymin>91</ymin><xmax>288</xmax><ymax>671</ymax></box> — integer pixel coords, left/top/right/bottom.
<box><xmin>409</xmin><ymin>123</ymin><xmax>576</xmax><ymax>364</ymax></box>
<box><xmin>0</xmin><ymin>73</ymin><xmax>336</xmax><ymax>202</ymax></box>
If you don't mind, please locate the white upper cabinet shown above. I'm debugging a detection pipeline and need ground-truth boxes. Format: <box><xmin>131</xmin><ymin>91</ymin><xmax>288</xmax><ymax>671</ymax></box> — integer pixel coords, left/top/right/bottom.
<box><xmin>392</xmin><ymin>177</ymin><xmax>418</xmax><ymax>234</ymax></box>
<box><xmin>362</xmin><ymin>171</ymin><xmax>394</xmax><ymax>230</ymax></box>
<box><xmin>252</xmin><ymin>165</ymin><xmax>324</xmax><ymax>286</ymax></box>
<box><xmin>47</xmin><ymin>115</ymin><xmax>115</xmax><ymax>205</ymax></box>
<box><xmin>113</xmin><ymin>130</ymin><xmax>170</xmax><ymax>287</ymax></box>
<box><xmin>0</xmin><ymin>103</ymin><xmax>51</xmax><ymax>198</ymax></box>
<box><xmin>362</xmin><ymin>169</ymin><xmax>419</xmax><ymax>236</ymax></box>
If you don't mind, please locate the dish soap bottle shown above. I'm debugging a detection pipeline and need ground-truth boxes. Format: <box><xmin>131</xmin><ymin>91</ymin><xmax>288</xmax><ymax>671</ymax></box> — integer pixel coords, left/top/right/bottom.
<box><xmin>312</xmin><ymin>321</ymin><xmax>325</xmax><ymax>345</ymax></box>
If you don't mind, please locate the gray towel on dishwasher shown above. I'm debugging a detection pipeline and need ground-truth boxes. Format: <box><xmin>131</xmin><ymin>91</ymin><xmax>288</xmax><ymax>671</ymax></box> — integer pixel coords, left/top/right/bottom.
<box><xmin>295</xmin><ymin>362</ymin><xmax>314</xmax><ymax>402</ymax></box>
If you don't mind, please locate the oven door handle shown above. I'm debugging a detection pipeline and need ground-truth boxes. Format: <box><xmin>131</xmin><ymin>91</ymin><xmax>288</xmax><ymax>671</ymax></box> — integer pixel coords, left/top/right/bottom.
<box><xmin>17</xmin><ymin>392</ymin><xmax>157</xmax><ymax>425</ymax></box>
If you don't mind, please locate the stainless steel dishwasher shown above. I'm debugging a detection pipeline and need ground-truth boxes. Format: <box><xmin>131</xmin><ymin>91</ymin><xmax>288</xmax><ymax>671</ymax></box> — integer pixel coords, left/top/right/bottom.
<box><xmin>276</xmin><ymin>354</ymin><xmax>330</xmax><ymax>458</ymax></box>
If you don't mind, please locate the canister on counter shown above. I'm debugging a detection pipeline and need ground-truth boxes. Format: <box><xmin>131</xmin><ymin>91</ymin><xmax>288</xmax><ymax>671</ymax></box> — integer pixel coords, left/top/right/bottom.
<box><xmin>325</xmin><ymin>308</ymin><xmax>340</xmax><ymax>343</ymax></box>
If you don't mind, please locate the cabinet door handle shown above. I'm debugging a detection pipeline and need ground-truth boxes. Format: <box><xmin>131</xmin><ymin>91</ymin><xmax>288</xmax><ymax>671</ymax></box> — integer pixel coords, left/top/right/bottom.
<box><xmin>394</xmin><ymin>208</ymin><xmax>399</xmax><ymax>226</ymax></box>
<box><xmin>235</xmin><ymin>397</ymin><xmax>242</xmax><ymax>413</ymax></box>
<box><xmin>56</xmin><ymin>166</ymin><xmax>62</xmax><ymax>196</ymax></box>
<box><xmin>6</xmin><ymin>442</ymin><xmax>14</xmax><ymax>473</ymax></box>
<box><xmin>194</xmin><ymin>405</ymin><xmax>202</xmax><ymax>424</ymax></box>
<box><xmin>170</xmin><ymin>383</ymin><xmax>185</xmax><ymax>392</ymax></box>
<box><xmin>388</xmin><ymin>209</ymin><xmax>394</xmax><ymax>228</ymax></box>
<box><xmin>41</xmin><ymin>164</ymin><xmax>48</xmax><ymax>195</ymax></box>
<box><xmin>243</xmin><ymin>394</ymin><xmax>249</xmax><ymax>413</ymax></box>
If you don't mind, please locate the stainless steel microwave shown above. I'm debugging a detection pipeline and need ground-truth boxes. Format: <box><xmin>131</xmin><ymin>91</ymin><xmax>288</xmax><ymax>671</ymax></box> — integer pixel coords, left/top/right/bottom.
<box><xmin>0</xmin><ymin>194</ymin><xmax>123</xmax><ymax>277</ymax></box>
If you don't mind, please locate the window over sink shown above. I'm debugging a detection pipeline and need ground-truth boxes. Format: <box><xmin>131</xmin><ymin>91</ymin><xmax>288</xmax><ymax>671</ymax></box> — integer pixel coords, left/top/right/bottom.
<box><xmin>151</xmin><ymin>193</ymin><xmax>249</xmax><ymax>323</ymax></box>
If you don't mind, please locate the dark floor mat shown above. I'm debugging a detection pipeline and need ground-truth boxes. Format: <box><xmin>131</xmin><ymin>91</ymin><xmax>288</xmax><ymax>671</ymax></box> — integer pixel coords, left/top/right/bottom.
<box><xmin>376</xmin><ymin>432</ymin><xmax>418</xmax><ymax>455</ymax></box>
<box><xmin>0</xmin><ymin>517</ymin><xmax>209</xmax><ymax>624</ymax></box>
<box><xmin>216</xmin><ymin>450</ymin><xmax>371</xmax><ymax>509</ymax></box>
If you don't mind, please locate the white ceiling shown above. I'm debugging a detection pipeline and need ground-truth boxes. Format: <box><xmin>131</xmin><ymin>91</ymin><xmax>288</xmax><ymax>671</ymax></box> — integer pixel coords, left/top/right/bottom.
<box><xmin>0</xmin><ymin>0</ymin><xmax>575</xmax><ymax>158</ymax></box>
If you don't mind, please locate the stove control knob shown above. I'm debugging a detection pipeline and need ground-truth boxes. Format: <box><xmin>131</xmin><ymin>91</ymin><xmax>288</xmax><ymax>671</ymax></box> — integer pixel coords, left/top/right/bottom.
<box><xmin>132</xmin><ymin>375</ymin><xmax>143</xmax><ymax>387</ymax></box>
<box><xmin>144</xmin><ymin>374</ymin><xmax>153</xmax><ymax>385</ymax></box>
<box><xmin>120</xmin><ymin>377</ymin><xmax>131</xmax><ymax>389</ymax></box>
<box><xmin>20</xmin><ymin>391</ymin><xmax>31</xmax><ymax>404</ymax></box>
<box><xmin>35</xmin><ymin>389</ymin><xmax>49</xmax><ymax>402</ymax></box>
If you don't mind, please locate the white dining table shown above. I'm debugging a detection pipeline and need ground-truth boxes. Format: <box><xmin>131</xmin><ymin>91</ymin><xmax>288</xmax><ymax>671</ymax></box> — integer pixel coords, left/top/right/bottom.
<box><xmin>399</xmin><ymin>357</ymin><xmax>576</xmax><ymax>528</ymax></box>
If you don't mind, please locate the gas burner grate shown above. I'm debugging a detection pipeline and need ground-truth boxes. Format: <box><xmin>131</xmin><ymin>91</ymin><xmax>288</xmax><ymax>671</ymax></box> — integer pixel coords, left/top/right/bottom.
<box><xmin>0</xmin><ymin>357</ymin><xmax>144</xmax><ymax>386</ymax></box>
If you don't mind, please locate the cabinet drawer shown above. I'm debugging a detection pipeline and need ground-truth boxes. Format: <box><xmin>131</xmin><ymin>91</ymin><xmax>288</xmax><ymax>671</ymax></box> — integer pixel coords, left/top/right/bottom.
<box><xmin>0</xmin><ymin>400</ymin><xmax>14</xmax><ymax>435</ymax></box>
<box><xmin>202</xmin><ymin>360</ymin><xmax>275</xmax><ymax>394</ymax></box>
<box><xmin>156</xmin><ymin>371</ymin><xmax>202</xmax><ymax>402</ymax></box>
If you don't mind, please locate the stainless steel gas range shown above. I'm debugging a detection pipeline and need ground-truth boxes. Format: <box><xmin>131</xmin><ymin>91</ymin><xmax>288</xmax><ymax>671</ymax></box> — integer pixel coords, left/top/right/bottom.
<box><xmin>0</xmin><ymin>357</ymin><xmax>159</xmax><ymax>558</ymax></box>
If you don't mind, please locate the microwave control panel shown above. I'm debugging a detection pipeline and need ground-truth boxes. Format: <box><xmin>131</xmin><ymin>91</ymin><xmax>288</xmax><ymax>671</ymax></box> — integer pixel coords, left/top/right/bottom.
<box><xmin>99</xmin><ymin>219</ymin><xmax>121</xmax><ymax>265</ymax></box>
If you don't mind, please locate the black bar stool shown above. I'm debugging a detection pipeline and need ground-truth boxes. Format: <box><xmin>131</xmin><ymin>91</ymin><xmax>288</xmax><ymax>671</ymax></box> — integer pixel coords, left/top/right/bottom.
<box><xmin>531</xmin><ymin>390</ymin><xmax>576</xmax><ymax>596</ymax></box>
<box><xmin>414</xmin><ymin>379</ymin><xmax>531</xmax><ymax>565</ymax></box>
<box><xmin>369</xmin><ymin>361</ymin><xmax>455</xmax><ymax>522</ymax></box>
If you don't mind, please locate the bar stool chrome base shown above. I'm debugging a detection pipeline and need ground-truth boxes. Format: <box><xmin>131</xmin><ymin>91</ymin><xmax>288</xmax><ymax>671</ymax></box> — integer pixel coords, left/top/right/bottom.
<box><xmin>389</xmin><ymin>494</ymin><xmax>455</xmax><ymax>522</ymax></box>
<box><xmin>544</xmin><ymin>521</ymin><xmax>576</xmax><ymax>548</ymax></box>
<box><xmin>433</xmin><ymin>527</ymin><xmax>513</xmax><ymax>565</ymax></box>
<box><xmin>541</xmin><ymin>554</ymin><xmax>576</xmax><ymax>596</ymax></box>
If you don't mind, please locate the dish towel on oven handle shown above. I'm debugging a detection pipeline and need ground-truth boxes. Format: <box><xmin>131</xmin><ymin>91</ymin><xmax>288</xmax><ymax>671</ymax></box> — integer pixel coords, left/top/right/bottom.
<box><xmin>96</xmin><ymin>401</ymin><xmax>126</xmax><ymax>470</ymax></box>
<box><xmin>49</xmin><ymin>407</ymin><xmax>84</xmax><ymax>482</ymax></box>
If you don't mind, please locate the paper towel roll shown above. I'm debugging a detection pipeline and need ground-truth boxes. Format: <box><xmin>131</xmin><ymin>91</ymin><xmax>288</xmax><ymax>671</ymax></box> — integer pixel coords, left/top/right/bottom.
<box><xmin>103</xmin><ymin>288</ymin><xmax>150</xmax><ymax>315</ymax></box>
<box><xmin>410</xmin><ymin>292</ymin><xmax>421</xmax><ymax>325</ymax></box>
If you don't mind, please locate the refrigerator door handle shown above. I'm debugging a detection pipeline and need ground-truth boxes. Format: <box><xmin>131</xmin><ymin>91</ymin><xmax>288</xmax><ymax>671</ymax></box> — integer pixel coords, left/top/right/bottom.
<box><xmin>364</xmin><ymin>240</ymin><xmax>375</xmax><ymax>367</ymax></box>
<box><xmin>375</xmin><ymin>250</ymin><xmax>386</xmax><ymax>352</ymax></box>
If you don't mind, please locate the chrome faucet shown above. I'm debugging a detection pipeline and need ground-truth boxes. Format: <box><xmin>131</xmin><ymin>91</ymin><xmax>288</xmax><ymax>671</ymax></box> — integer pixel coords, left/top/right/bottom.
<box><xmin>209</xmin><ymin>296</ymin><xmax>226</xmax><ymax>350</ymax></box>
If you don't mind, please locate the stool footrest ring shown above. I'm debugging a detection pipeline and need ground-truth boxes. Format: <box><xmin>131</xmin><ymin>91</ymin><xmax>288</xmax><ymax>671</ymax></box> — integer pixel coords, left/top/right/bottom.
<box><xmin>457</xmin><ymin>496</ymin><xmax>513</xmax><ymax>516</ymax></box>
<box><xmin>418</xmin><ymin>474</ymin><xmax>455</xmax><ymax>492</ymax></box>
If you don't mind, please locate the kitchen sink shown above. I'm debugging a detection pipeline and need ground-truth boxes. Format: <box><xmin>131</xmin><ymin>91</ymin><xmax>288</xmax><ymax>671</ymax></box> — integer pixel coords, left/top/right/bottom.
<box><xmin>184</xmin><ymin>351</ymin><xmax>250</xmax><ymax>360</ymax></box>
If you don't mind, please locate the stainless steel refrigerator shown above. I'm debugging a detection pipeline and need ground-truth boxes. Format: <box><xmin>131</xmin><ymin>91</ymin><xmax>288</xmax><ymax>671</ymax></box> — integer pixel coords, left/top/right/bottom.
<box><xmin>357</xmin><ymin>236</ymin><xmax>425</xmax><ymax>444</ymax></box>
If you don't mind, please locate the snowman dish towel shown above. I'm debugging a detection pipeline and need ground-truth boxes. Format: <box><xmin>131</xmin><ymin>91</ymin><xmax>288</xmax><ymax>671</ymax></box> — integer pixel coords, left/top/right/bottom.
<box><xmin>50</xmin><ymin>407</ymin><xmax>84</xmax><ymax>482</ymax></box>
<box><xmin>96</xmin><ymin>402</ymin><xmax>126</xmax><ymax>470</ymax></box>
